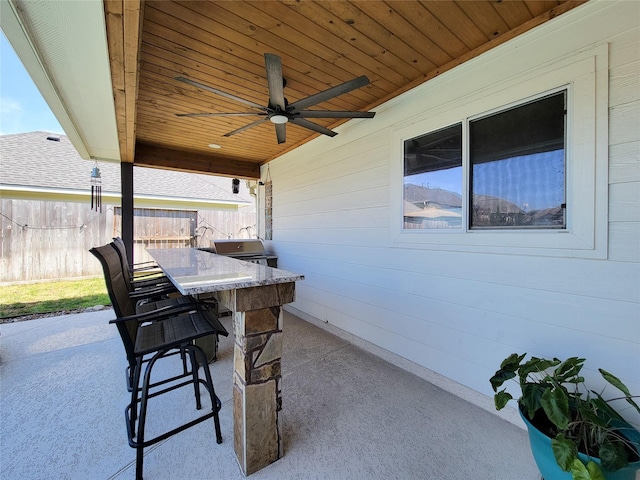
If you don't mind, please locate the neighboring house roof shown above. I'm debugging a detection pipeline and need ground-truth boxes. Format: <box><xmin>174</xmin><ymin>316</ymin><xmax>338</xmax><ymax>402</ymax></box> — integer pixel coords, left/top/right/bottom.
<box><xmin>0</xmin><ymin>131</ymin><xmax>252</xmax><ymax>209</ymax></box>
<box><xmin>404</xmin><ymin>183</ymin><xmax>462</xmax><ymax>208</ymax></box>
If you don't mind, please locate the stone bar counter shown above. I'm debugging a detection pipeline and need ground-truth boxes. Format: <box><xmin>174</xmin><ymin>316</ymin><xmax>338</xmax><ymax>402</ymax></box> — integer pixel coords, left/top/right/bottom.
<box><xmin>147</xmin><ymin>248</ymin><xmax>304</xmax><ymax>475</ymax></box>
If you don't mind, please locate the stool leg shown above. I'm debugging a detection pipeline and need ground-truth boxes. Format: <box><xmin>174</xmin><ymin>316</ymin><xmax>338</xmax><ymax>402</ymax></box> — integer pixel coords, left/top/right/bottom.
<box><xmin>195</xmin><ymin>346</ymin><xmax>222</xmax><ymax>444</ymax></box>
<box><xmin>135</xmin><ymin>446</ymin><xmax>144</xmax><ymax>480</ymax></box>
<box><xmin>180</xmin><ymin>347</ymin><xmax>188</xmax><ymax>375</ymax></box>
<box><xmin>135</xmin><ymin>351</ymin><xmax>162</xmax><ymax>480</ymax></box>
<box><xmin>129</xmin><ymin>360</ymin><xmax>142</xmax><ymax>437</ymax></box>
<box><xmin>188</xmin><ymin>346</ymin><xmax>203</xmax><ymax>410</ymax></box>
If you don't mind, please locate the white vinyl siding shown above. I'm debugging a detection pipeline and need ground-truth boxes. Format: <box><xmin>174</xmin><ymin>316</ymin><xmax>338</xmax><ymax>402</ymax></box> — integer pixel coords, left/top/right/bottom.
<box><xmin>262</xmin><ymin>1</ymin><xmax>640</xmax><ymax>424</ymax></box>
<box><xmin>608</xmin><ymin>27</ymin><xmax>640</xmax><ymax>263</ymax></box>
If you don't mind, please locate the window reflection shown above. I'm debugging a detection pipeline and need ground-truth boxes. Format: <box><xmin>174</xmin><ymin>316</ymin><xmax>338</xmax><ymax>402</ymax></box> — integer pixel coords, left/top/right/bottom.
<box><xmin>471</xmin><ymin>151</ymin><xmax>565</xmax><ymax>228</ymax></box>
<box><xmin>403</xmin><ymin>124</ymin><xmax>463</xmax><ymax>229</ymax></box>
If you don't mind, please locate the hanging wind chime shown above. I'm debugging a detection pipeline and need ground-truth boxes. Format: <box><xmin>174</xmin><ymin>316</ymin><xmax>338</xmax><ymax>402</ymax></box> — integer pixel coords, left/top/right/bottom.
<box><xmin>90</xmin><ymin>162</ymin><xmax>102</xmax><ymax>212</ymax></box>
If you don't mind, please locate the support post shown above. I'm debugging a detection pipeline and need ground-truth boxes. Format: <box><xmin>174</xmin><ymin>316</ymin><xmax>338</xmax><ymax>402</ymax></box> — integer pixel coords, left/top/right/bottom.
<box><xmin>121</xmin><ymin>162</ymin><xmax>134</xmax><ymax>263</ymax></box>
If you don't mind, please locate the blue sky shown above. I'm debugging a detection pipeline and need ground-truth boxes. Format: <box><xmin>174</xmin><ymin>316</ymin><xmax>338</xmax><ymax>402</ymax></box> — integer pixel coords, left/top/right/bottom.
<box><xmin>1</xmin><ymin>32</ymin><xmax>64</xmax><ymax>135</ymax></box>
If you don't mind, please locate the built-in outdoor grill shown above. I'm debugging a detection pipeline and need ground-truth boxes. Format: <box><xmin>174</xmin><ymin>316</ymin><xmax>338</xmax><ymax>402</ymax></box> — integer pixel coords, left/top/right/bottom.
<box><xmin>200</xmin><ymin>239</ymin><xmax>277</xmax><ymax>268</ymax></box>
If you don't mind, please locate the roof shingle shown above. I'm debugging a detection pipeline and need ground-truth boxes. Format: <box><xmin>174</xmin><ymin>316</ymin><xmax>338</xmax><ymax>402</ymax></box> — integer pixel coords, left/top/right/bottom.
<box><xmin>0</xmin><ymin>131</ymin><xmax>252</xmax><ymax>204</ymax></box>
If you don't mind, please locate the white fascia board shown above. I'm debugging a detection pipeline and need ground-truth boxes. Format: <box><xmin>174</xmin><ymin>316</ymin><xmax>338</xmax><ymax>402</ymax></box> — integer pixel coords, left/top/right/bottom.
<box><xmin>0</xmin><ymin>0</ymin><xmax>120</xmax><ymax>162</ymax></box>
<box><xmin>134</xmin><ymin>193</ymin><xmax>251</xmax><ymax>207</ymax></box>
<box><xmin>1</xmin><ymin>185</ymin><xmax>97</xmax><ymax>197</ymax></box>
<box><xmin>0</xmin><ymin>185</ymin><xmax>250</xmax><ymax>210</ymax></box>
<box><xmin>0</xmin><ymin>184</ymin><xmax>121</xmax><ymax>204</ymax></box>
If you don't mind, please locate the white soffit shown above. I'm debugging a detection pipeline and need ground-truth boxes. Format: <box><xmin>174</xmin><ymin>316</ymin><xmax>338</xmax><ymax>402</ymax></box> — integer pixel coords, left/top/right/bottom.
<box><xmin>0</xmin><ymin>0</ymin><xmax>120</xmax><ymax>162</ymax></box>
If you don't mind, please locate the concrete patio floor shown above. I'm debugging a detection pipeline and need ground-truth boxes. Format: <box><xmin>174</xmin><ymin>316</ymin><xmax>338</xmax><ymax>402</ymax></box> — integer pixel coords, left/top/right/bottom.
<box><xmin>0</xmin><ymin>308</ymin><xmax>540</xmax><ymax>479</ymax></box>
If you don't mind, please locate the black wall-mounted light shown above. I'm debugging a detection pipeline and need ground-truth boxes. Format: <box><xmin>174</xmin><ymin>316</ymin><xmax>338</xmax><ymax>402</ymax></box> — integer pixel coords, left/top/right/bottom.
<box><xmin>232</xmin><ymin>178</ymin><xmax>240</xmax><ymax>194</ymax></box>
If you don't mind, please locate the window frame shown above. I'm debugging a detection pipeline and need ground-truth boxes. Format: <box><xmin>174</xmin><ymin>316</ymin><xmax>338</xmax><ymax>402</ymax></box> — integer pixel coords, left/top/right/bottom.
<box><xmin>390</xmin><ymin>46</ymin><xmax>608</xmax><ymax>259</ymax></box>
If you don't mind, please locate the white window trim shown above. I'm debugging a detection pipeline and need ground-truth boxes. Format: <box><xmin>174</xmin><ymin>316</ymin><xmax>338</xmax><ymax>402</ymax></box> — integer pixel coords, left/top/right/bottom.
<box><xmin>390</xmin><ymin>44</ymin><xmax>609</xmax><ymax>259</ymax></box>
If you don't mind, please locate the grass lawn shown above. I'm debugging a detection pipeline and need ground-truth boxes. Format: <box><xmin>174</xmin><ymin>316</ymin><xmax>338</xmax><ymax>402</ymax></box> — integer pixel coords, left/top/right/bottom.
<box><xmin>0</xmin><ymin>277</ymin><xmax>110</xmax><ymax>319</ymax></box>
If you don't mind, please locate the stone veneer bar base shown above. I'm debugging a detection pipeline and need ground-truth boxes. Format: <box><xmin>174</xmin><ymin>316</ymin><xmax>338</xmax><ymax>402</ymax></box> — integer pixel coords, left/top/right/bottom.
<box><xmin>217</xmin><ymin>283</ymin><xmax>296</xmax><ymax>476</ymax></box>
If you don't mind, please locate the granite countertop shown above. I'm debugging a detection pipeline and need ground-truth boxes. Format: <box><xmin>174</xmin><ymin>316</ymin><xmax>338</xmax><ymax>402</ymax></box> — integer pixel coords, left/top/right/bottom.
<box><xmin>147</xmin><ymin>248</ymin><xmax>304</xmax><ymax>295</ymax></box>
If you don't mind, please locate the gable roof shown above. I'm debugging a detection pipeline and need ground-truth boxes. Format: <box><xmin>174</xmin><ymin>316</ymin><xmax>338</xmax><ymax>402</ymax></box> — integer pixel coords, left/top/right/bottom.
<box><xmin>0</xmin><ymin>131</ymin><xmax>252</xmax><ymax>209</ymax></box>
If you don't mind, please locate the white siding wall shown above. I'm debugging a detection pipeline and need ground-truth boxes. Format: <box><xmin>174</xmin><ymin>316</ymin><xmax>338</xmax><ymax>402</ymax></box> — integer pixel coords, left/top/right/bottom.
<box><xmin>263</xmin><ymin>1</ymin><xmax>640</xmax><ymax>423</ymax></box>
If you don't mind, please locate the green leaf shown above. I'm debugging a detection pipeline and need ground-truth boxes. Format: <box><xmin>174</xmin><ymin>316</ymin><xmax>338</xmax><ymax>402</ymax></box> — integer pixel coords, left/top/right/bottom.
<box><xmin>554</xmin><ymin>357</ymin><xmax>585</xmax><ymax>382</ymax></box>
<box><xmin>566</xmin><ymin>376</ymin><xmax>585</xmax><ymax>384</ymax></box>
<box><xmin>599</xmin><ymin>441</ymin><xmax>629</xmax><ymax>471</ymax></box>
<box><xmin>521</xmin><ymin>383</ymin><xmax>545</xmax><ymax>418</ymax></box>
<box><xmin>570</xmin><ymin>459</ymin><xmax>591</xmax><ymax>480</ymax></box>
<box><xmin>624</xmin><ymin>396</ymin><xmax>640</xmax><ymax>415</ymax></box>
<box><xmin>500</xmin><ymin>352</ymin><xmax>526</xmax><ymax>369</ymax></box>
<box><xmin>541</xmin><ymin>386</ymin><xmax>570</xmax><ymax>430</ymax></box>
<box><xmin>518</xmin><ymin>357</ymin><xmax>560</xmax><ymax>386</ymax></box>
<box><xmin>570</xmin><ymin>459</ymin><xmax>606</xmax><ymax>480</ymax></box>
<box><xmin>590</xmin><ymin>394</ymin><xmax>624</xmax><ymax>424</ymax></box>
<box><xmin>490</xmin><ymin>370</ymin><xmax>516</xmax><ymax>392</ymax></box>
<box><xmin>586</xmin><ymin>461</ymin><xmax>606</xmax><ymax>480</ymax></box>
<box><xmin>599</xmin><ymin>368</ymin><xmax>640</xmax><ymax>415</ymax></box>
<box><xmin>580</xmin><ymin>401</ymin><xmax>608</xmax><ymax>427</ymax></box>
<box><xmin>552</xmin><ymin>434</ymin><xmax>578</xmax><ymax>471</ymax></box>
<box><xmin>494</xmin><ymin>390</ymin><xmax>512</xmax><ymax>410</ymax></box>
<box><xmin>491</xmin><ymin>353</ymin><xmax>526</xmax><ymax>391</ymax></box>
<box><xmin>600</xmin><ymin>368</ymin><xmax>631</xmax><ymax>396</ymax></box>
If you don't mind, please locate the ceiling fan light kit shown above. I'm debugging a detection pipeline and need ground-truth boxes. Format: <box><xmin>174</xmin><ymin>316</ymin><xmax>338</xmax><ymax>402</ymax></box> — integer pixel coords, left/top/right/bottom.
<box><xmin>269</xmin><ymin>114</ymin><xmax>288</xmax><ymax>124</ymax></box>
<box><xmin>175</xmin><ymin>53</ymin><xmax>375</xmax><ymax>144</ymax></box>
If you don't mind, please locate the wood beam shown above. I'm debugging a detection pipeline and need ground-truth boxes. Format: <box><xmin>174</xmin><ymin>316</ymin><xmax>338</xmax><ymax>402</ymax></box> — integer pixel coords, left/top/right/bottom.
<box><xmin>134</xmin><ymin>142</ymin><xmax>261</xmax><ymax>179</ymax></box>
<box><xmin>104</xmin><ymin>0</ymin><xmax>144</xmax><ymax>163</ymax></box>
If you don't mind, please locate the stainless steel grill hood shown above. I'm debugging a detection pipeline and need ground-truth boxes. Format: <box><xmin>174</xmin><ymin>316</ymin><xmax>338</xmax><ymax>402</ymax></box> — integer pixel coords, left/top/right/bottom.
<box><xmin>209</xmin><ymin>239</ymin><xmax>267</xmax><ymax>257</ymax></box>
<box><xmin>200</xmin><ymin>239</ymin><xmax>277</xmax><ymax>267</ymax></box>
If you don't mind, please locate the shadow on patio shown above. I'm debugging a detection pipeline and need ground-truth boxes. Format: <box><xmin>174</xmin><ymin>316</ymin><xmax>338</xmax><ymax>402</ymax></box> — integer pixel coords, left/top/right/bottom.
<box><xmin>0</xmin><ymin>309</ymin><xmax>540</xmax><ymax>479</ymax></box>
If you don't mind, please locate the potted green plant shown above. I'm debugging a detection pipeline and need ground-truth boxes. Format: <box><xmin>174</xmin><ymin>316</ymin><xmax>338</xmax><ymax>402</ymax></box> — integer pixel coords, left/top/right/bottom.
<box><xmin>490</xmin><ymin>354</ymin><xmax>640</xmax><ymax>480</ymax></box>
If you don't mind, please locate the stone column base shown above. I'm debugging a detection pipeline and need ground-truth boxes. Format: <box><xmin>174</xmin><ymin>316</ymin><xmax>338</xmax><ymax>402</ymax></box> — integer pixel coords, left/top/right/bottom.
<box><xmin>218</xmin><ymin>284</ymin><xmax>294</xmax><ymax>475</ymax></box>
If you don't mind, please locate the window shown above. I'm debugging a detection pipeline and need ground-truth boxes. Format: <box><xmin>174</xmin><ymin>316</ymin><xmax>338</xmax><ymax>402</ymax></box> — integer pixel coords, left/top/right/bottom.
<box><xmin>402</xmin><ymin>90</ymin><xmax>566</xmax><ymax>231</ymax></box>
<box><xmin>392</xmin><ymin>45</ymin><xmax>607</xmax><ymax>258</ymax></box>
<box><xmin>403</xmin><ymin>124</ymin><xmax>462</xmax><ymax>229</ymax></box>
<box><xmin>469</xmin><ymin>91</ymin><xmax>566</xmax><ymax>229</ymax></box>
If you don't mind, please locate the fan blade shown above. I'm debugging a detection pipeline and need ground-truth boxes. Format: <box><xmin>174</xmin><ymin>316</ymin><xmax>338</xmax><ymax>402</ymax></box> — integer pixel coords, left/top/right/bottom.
<box><xmin>223</xmin><ymin>118</ymin><xmax>269</xmax><ymax>137</ymax></box>
<box><xmin>289</xmin><ymin>76</ymin><xmax>370</xmax><ymax>111</ymax></box>
<box><xmin>175</xmin><ymin>76</ymin><xmax>265</xmax><ymax>110</ymax></box>
<box><xmin>264</xmin><ymin>53</ymin><xmax>286</xmax><ymax>110</ymax></box>
<box><xmin>275</xmin><ymin>123</ymin><xmax>286</xmax><ymax>144</ymax></box>
<box><xmin>289</xmin><ymin>118</ymin><xmax>337</xmax><ymax>137</ymax></box>
<box><xmin>295</xmin><ymin>110</ymin><xmax>375</xmax><ymax>119</ymax></box>
<box><xmin>176</xmin><ymin>112</ymin><xmax>266</xmax><ymax>117</ymax></box>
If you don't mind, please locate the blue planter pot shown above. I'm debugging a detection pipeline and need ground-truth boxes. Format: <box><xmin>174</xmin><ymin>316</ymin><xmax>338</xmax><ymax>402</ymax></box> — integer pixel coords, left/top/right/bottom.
<box><xmin>519</xmin><ymin>407</ymin><xmax>640</xmax><ymax>480</ymax></box>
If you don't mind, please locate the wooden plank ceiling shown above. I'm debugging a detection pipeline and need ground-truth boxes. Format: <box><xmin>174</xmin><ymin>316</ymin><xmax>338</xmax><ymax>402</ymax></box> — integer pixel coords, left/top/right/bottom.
<box><xmin>104</xmin><ymin>0</ymin><xmax>585</xmax><ymax>179</ymax></box>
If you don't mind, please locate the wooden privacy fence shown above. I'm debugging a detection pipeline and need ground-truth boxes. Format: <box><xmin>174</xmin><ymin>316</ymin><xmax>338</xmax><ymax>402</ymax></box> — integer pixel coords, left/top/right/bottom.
<box><xmin>114</xmin><ymin>207</ymin><xmax>257</xmax><ymax>265</ymax></box>
<box><xmin>1</xmin><ymin>199</ymin><xmax>256</xmax><ymax>283</ymax></box>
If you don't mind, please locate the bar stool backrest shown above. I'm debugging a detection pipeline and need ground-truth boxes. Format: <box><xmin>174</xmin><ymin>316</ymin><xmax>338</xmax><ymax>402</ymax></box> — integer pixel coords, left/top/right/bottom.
<box><xmin>89</xmin><ymin>243</ymin><xmax>138</xmax><ymax>361</ymax></box>
<box><xmin>112</xmin><ymin>237</ymin><xmax>135</xmax><ymax>291</ymax></box>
